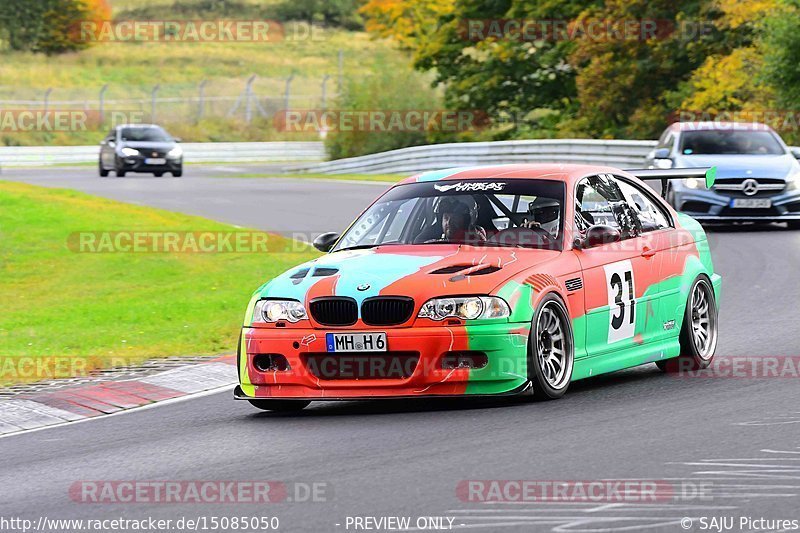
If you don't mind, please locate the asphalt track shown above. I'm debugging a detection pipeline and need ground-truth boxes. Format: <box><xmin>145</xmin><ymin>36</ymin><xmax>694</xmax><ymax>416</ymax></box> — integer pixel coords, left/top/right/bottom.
<box><xmin>2</xmin><ymin>164</ymin><xmax>799</xmax><ymax>532</ymax></box>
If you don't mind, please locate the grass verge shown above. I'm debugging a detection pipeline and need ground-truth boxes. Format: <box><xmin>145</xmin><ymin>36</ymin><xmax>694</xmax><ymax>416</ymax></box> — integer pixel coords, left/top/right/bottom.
<box><xmin>0</xmin><ymin>180</ymin><xmax>319</xmax><ymax>386</ymax></box>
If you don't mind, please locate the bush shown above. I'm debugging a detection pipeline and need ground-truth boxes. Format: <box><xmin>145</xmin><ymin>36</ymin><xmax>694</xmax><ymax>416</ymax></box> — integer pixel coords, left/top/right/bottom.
<box><xmin>271</xmin><ymin>0</ymin><xmax>363</xmax><ymax>30</ymax></box>
<box><xmin>324</xmin><ymin>57</ymin><xmax>442</xmax><ymax>160</ymax></box>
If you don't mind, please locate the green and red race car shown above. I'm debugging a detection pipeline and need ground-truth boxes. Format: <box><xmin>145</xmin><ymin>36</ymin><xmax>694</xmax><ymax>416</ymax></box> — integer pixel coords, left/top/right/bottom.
<box><xmin>234</xmin><ymin>164</ymin><xmax>721</xmax><ymax>411</ymax></box>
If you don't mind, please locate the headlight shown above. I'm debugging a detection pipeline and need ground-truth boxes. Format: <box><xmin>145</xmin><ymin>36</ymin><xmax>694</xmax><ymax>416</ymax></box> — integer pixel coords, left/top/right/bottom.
<box><xmin>254</xmin><ymin>299</ymin><xmax>307</xmax><ymax>323</ymax></box>
<box><xmin>787</xmin><ymin>171</ymin><xmax>800</xmax><ymax>190</ymax></box>
<box><xmin>121</xmin><ymin>147</ymin><xmax>139</xmax><ymax>157</ymax></box>
<box><xmin>418</xmin><ymin>296</ymin><xmax>510</xmax><ymax>321</ymax></box>
<box><xmin>167</xmin><ymin>146</ymin><xmax>183</xmax><ymax>158</ymax></box>
<box><xmin>685</xmin><ymin>177</ymin><xmax>700</xmax><ymax>189</ymax></box>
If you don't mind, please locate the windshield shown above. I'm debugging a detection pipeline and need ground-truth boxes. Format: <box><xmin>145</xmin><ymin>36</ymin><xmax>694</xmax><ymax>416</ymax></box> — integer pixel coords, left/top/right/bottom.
<box><xmin>120</xmin><ymin>127</ymin><xmax>173</xmax><ymax>142</ymax></box>
<box><xmin>679</xmin><ymin>130</ymin><xmax>785</xmax><ymax>155</ymax></box>
<box><xmin>333</xmin><ymin>179</ymin><xmax>565</xmax><ymax>251</ymax></box>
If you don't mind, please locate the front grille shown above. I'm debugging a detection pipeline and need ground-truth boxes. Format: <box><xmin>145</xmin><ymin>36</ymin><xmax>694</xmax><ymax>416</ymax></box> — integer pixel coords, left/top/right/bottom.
<box><xmin>303</xmin><ymin>352</ymin><xmax>419</xmax><ymax>380</ymax></box>
<box><xmin>309</xmin><ymin>297</ymin><xmax>357</xmax><ymax>326</ymax></box>
<box><xmin>361</xmin><ymin>297</ymin><xmax>414</xmax><ymax>326</ymax></box>
<box><xmin>718</xmin><ymin>206</ymin><xmax>781</xmax><ymax>217</ymax></box>
<box><xmin>681</xmin><ymin>201</ymin><xmax>712</xmax><ymax>213</ymax></box>
<box><xmin>713</xmin><ymin>178</ymin><xmax>786</xmax><ymax>197</ymax></box>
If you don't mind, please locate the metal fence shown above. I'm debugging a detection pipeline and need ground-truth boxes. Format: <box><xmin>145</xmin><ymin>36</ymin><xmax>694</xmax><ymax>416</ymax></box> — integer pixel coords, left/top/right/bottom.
<box><xmin>0</xmin><ymin>141</ymin><xmax>325</xmax><ymax>167</ymax></box>
<box><xmin>0</xmin><ymin>75</ymin><xmax>337</xmax><ymax>126</ymax></box>
<box><xmin>294</xmin><ymin>139</ymin><xmax>659</xmax><ymax>174</ymax></box>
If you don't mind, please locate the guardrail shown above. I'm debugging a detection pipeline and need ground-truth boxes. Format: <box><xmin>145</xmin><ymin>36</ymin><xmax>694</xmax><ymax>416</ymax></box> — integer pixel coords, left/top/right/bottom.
<box><xmin>294</xmin><ymin>139</ymin><xmax>658</xmax><ymax>174</ymax></box>
<box><xmin>0</xmin><ymin>142</ymin><xmax>326</xmax><ymax>167</ymax></box>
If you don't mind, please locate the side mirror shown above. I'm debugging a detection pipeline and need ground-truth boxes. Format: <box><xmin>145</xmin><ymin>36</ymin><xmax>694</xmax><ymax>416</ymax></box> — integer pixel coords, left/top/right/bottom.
<box><xmin>108</xmin><ymin>141</ymin><xmax>116</xmax><ymax>148</ymax></box>
<box><xmin>173</xmin><ymin>137</ymin><xmax>182</xmax><ymax>143</ymax></box>
<box><xmin>313</xmin><ymin>232</ymin><xmax>340</xmax><ymax>253</ymax></box>
<box><xmin>584</xmin><ymin>225</ymin><xmax>621</xmax><ymax>248</ymax></box>
<box><xmin>790</xmin><ymin>147</ymin><xmax>800</xmax><ymax>159</ymax></box>
<box><xmin>653</xmin><ymin>148</ymin><xmax>671</xmax><ymax>159</ymax></box>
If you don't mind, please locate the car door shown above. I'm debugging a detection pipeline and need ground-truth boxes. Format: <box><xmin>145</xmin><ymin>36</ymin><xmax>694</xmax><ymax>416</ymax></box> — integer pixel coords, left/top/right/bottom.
<box><xmin>613</xmin><ymin>176</ymin><xmax>679</xmax><ymax>343</ymax></box>
<box><xmin>100</xmin><ymin>128</ymin><xmax>116</xmax><ymax>167</ymax></box>
<box><xmin>574</xmin><ymin>174</ymin><xmax>663</xmax><ymax>358</ymax></box>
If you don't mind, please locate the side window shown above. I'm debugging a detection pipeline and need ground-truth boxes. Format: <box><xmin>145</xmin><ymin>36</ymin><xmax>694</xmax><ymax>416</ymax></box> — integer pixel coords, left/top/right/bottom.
<box><xmin>575</xmin><ymin>175</ymin><xmax>642</xmax><ymax>240</ymax></box>
<box><xmin>616</xmin><ymin>179</ymin><xmax>671</xmax><ymax>232</ymax></box>
<box><xmin>657</xmin><ymin>132</ymin><xmax>674</xmax><ymax>151</ymax></box>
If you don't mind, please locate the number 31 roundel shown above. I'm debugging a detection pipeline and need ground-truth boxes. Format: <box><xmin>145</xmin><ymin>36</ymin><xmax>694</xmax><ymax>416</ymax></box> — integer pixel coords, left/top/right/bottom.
<box><xmin>603</xmin><ymin>260</ymin><xmax>636</xmax><ymax>343</ymax></box>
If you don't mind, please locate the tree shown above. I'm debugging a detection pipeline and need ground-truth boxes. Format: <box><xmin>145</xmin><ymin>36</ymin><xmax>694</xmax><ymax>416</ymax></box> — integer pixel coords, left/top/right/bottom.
<box><xmin>359</xmin><ymin>0</ymin><xmax>454</xmax><ymax>49</ymax></box>
<box><xmin>0</xmin><ymin>0</ymin><xmax>111</xmax><ymax>54</ymax></box>
<box><xmin>411</xmin><ymin>0</ymin><xmax>591</xmax><ymax>139</ymax></box>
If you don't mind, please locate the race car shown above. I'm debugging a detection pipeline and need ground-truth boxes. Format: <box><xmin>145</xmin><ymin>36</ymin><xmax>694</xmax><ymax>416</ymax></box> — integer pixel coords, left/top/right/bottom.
<box><xmin>234</xmin><ymin>164</ymin><xmax>721</xmax><ymax>411</ymax></box>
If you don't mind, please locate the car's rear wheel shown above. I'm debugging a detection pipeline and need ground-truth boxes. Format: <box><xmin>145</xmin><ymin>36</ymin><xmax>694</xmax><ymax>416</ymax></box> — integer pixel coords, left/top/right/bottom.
<box><xmin>248</xmin><ymin>399</ymin><xmax>310</xmax><ymax>412</ymax></box>
<box><xmin>657</xmin><ymin>276</ymin><xmax>718</xmax><ymax>372</ymax></box>
<box><xmin>528</xmin><ymin>293</ymin><xmax>574</xmax><ymax>400</ymax></box>
<box><xmin>153</xmin><ymin>172</ymin><xmax>163</xmax><ymax>177</ymax></box>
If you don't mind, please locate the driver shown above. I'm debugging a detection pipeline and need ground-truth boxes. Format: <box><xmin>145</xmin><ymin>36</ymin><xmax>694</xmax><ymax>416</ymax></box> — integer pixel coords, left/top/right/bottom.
<box><xmin>435</xmin><ymin>196</ymin><xmax>486</xmax><ymax>243</ymax></box>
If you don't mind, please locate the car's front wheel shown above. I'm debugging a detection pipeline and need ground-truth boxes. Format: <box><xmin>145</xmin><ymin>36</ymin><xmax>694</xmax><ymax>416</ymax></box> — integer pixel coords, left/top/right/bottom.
<box><xmin>528</xmin><ymin>293</ymin><xmax>574</xmax><ymax>400</ymax></box>
<box><xmin>172</xmin><ymin>166</ymin><xmax>183</xmax><ymax>177</ymax></box>
<box><xmin>99</xmin><ymin>160</ymin><xmax>109</xmax><ymax>177</ymax></box>
<box><xmin>657</xmin><ymin>276</ymin><xmax>718</xmax><ymax>372</ymax></box>
<box><xmin>787</xmin><ymin>221</ymin><xmax>800</xmax><ymax>230</ymax></box>
<box><xmin>248</xmin><ymin>399</ymin><xmax>311</xmax><ymax>412</ymax></box>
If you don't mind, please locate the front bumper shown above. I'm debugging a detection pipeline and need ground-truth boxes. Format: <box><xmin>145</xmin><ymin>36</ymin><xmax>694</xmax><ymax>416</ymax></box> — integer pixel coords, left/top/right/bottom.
<box><xmin>237</xmin><ymin>323</ymin><xmax>531</xmax><ymax>399</ymax></box>
<box><xmin>117</xmin><ymin>156</ymin><xmax>182</xmax><ymax>172</ymax></box>
<box><xmin>672</xmin><ymin>186</ymin><xmax>800</xmax><ymax>222</ymax></box>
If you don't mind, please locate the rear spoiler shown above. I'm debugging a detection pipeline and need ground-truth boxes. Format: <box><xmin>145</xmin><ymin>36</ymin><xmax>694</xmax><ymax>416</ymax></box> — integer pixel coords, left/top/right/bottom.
<box><xmin>624</xmin><ymin>167</ymin><xmax>717</xmax><ymax>198</ymax></box>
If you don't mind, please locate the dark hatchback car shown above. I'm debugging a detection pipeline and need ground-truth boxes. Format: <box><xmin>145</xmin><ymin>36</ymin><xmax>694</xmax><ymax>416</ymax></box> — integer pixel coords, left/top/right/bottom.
<box><xmin>646</xmin><ymin>122</ymin><xmax>800</xmax><ymax>227</ymax></box>
<box><xmin>99</xmin><ymin>124</ymin><xmax>183</xmax><ymax>177</ymax></box>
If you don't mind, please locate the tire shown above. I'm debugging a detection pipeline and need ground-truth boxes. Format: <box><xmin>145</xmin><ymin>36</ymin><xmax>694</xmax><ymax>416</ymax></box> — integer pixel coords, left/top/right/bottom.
<box><xmin>172</xmin><ymin>167</ymin><xmax>183</xmax><ymax>177</ymax></box>
<box><xmin>99</xmin><ymin>161</ymin><xmax>109</xmax><ymax>177</ymax></box>
<box><xmin>153</xmin><ymin>172</ymin><xmax>163</xmax><ymax>177</ymax></box>
<box><xmin>528</xmin><ymin>293</ymin><xmax>574</xmax><ymax>400</ymax></box>
<box><xmin>248</xmin><ymin>399</ymin><xmax>310</xmax><ymax>412</ymax></box>
<box><xmin>787</xmin><ymin>221</ymin><xmax>800</xmax><ymax>230</ymax></box>
<box><xmin>116</xmin><ymin>169</ymin><xmax>126</xmax><ymax>177</ymax></box>
<box><xmin>657</xmin><ymin>276</ymin><xmax>718</xmax><ymax>372</ymax></box>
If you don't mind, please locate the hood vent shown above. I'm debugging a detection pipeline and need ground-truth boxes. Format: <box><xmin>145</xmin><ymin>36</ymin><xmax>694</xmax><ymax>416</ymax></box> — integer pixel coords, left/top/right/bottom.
<box><xmin>431</xmin><ymin>265</ymin><xmax>472</xmax><ymax>275</ymax></box>
<box><xmin>290</xmin><ymin>268</ymin><xmax>310</xmax><ymax>284</ymax></box>
<box><xmin>312</xmin><ymin>267</ymin><xmax>339</xmax><ymax>277</ymax></box>
<box><xmin>449</xmin><ymin>264</ymin><xmax>502</xmax><ymax>282</ymax></box>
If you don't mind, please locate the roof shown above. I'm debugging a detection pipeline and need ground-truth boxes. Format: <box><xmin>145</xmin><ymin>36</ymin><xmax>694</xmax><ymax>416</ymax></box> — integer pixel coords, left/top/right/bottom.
<box><xmin>400</xmin><ymin>163</ymin><xmax>630</xmax><ymax>186</ymax></box>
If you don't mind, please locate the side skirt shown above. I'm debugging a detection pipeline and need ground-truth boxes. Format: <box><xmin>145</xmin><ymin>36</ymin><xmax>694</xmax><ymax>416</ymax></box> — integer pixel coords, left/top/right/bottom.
<box><xmin>572</xmin><ymin>339</ymin><xmax>681</xmax><ymax>381</ymax></box>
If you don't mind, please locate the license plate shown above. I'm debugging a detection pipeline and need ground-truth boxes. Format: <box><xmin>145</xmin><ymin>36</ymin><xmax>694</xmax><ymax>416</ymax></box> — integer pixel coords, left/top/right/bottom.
<box><xmin>730</xmin><ymin>198</ymin><xmax>771</xmax><ymax>208</ymax></box>
<box><xmin>145</xmin><ymin>158</ymin><xmax>166</xmax><ymax>165</ymax></box>
<box><xmin>326</xmin><ymin>332</ymin><xmax>387</xmax><ymax>352</ymax></box>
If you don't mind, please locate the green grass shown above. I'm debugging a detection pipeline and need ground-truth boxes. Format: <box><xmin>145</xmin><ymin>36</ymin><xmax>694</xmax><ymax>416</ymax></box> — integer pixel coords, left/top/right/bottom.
<box><xmin>0</xmin><ymin>180</ymin><xmax>319</xmax><ymax>386</ymax></box>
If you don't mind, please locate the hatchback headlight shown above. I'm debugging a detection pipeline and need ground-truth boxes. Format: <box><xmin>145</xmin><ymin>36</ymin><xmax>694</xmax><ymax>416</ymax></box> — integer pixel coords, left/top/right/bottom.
<box><xmin>788</xmin><ymin>171</ymin><xmax>800</xmax><ymax>190</ymax></box>
<box><xmin>167</xmin><ymin>146</ymin><xmax>183</xmax><ymax>158</ymax></box>
<box><xmin>418</xmin><ymin>296</ymin><xmax>510</xmax><ymax>321</ymax></box>
<box><xmin>121</xmin><ymin>147</ymin><xmax>139</xmax><ymax>157</ymax></box>
<box><xmin>254</xmin><ymin>299</ymin><xmax>308</xmax><ymax>323</ymax></box>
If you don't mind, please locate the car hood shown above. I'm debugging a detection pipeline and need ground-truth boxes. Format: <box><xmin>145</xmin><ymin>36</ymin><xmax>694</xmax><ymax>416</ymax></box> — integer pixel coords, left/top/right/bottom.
<box><xmin>120</xmin><ymin>141</ymin><xmax>177</xmax><ymax>151</ymax></box>
<box><xmin>674</xmin><ymin>154</ymin><xmax>798</xmax><ymax>180</ymax></box>
<box><xmin>255</xmin><ymin>244</ymin><xmax>561</xmax><ymax>305</ymax></box>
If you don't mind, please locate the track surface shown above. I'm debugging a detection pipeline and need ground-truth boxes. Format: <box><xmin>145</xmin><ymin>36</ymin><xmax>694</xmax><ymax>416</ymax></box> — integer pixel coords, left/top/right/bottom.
<box><xmin>2</xmin><ymin>165</ymin><xmax>799</xmax><ymax>532</ymax></box>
